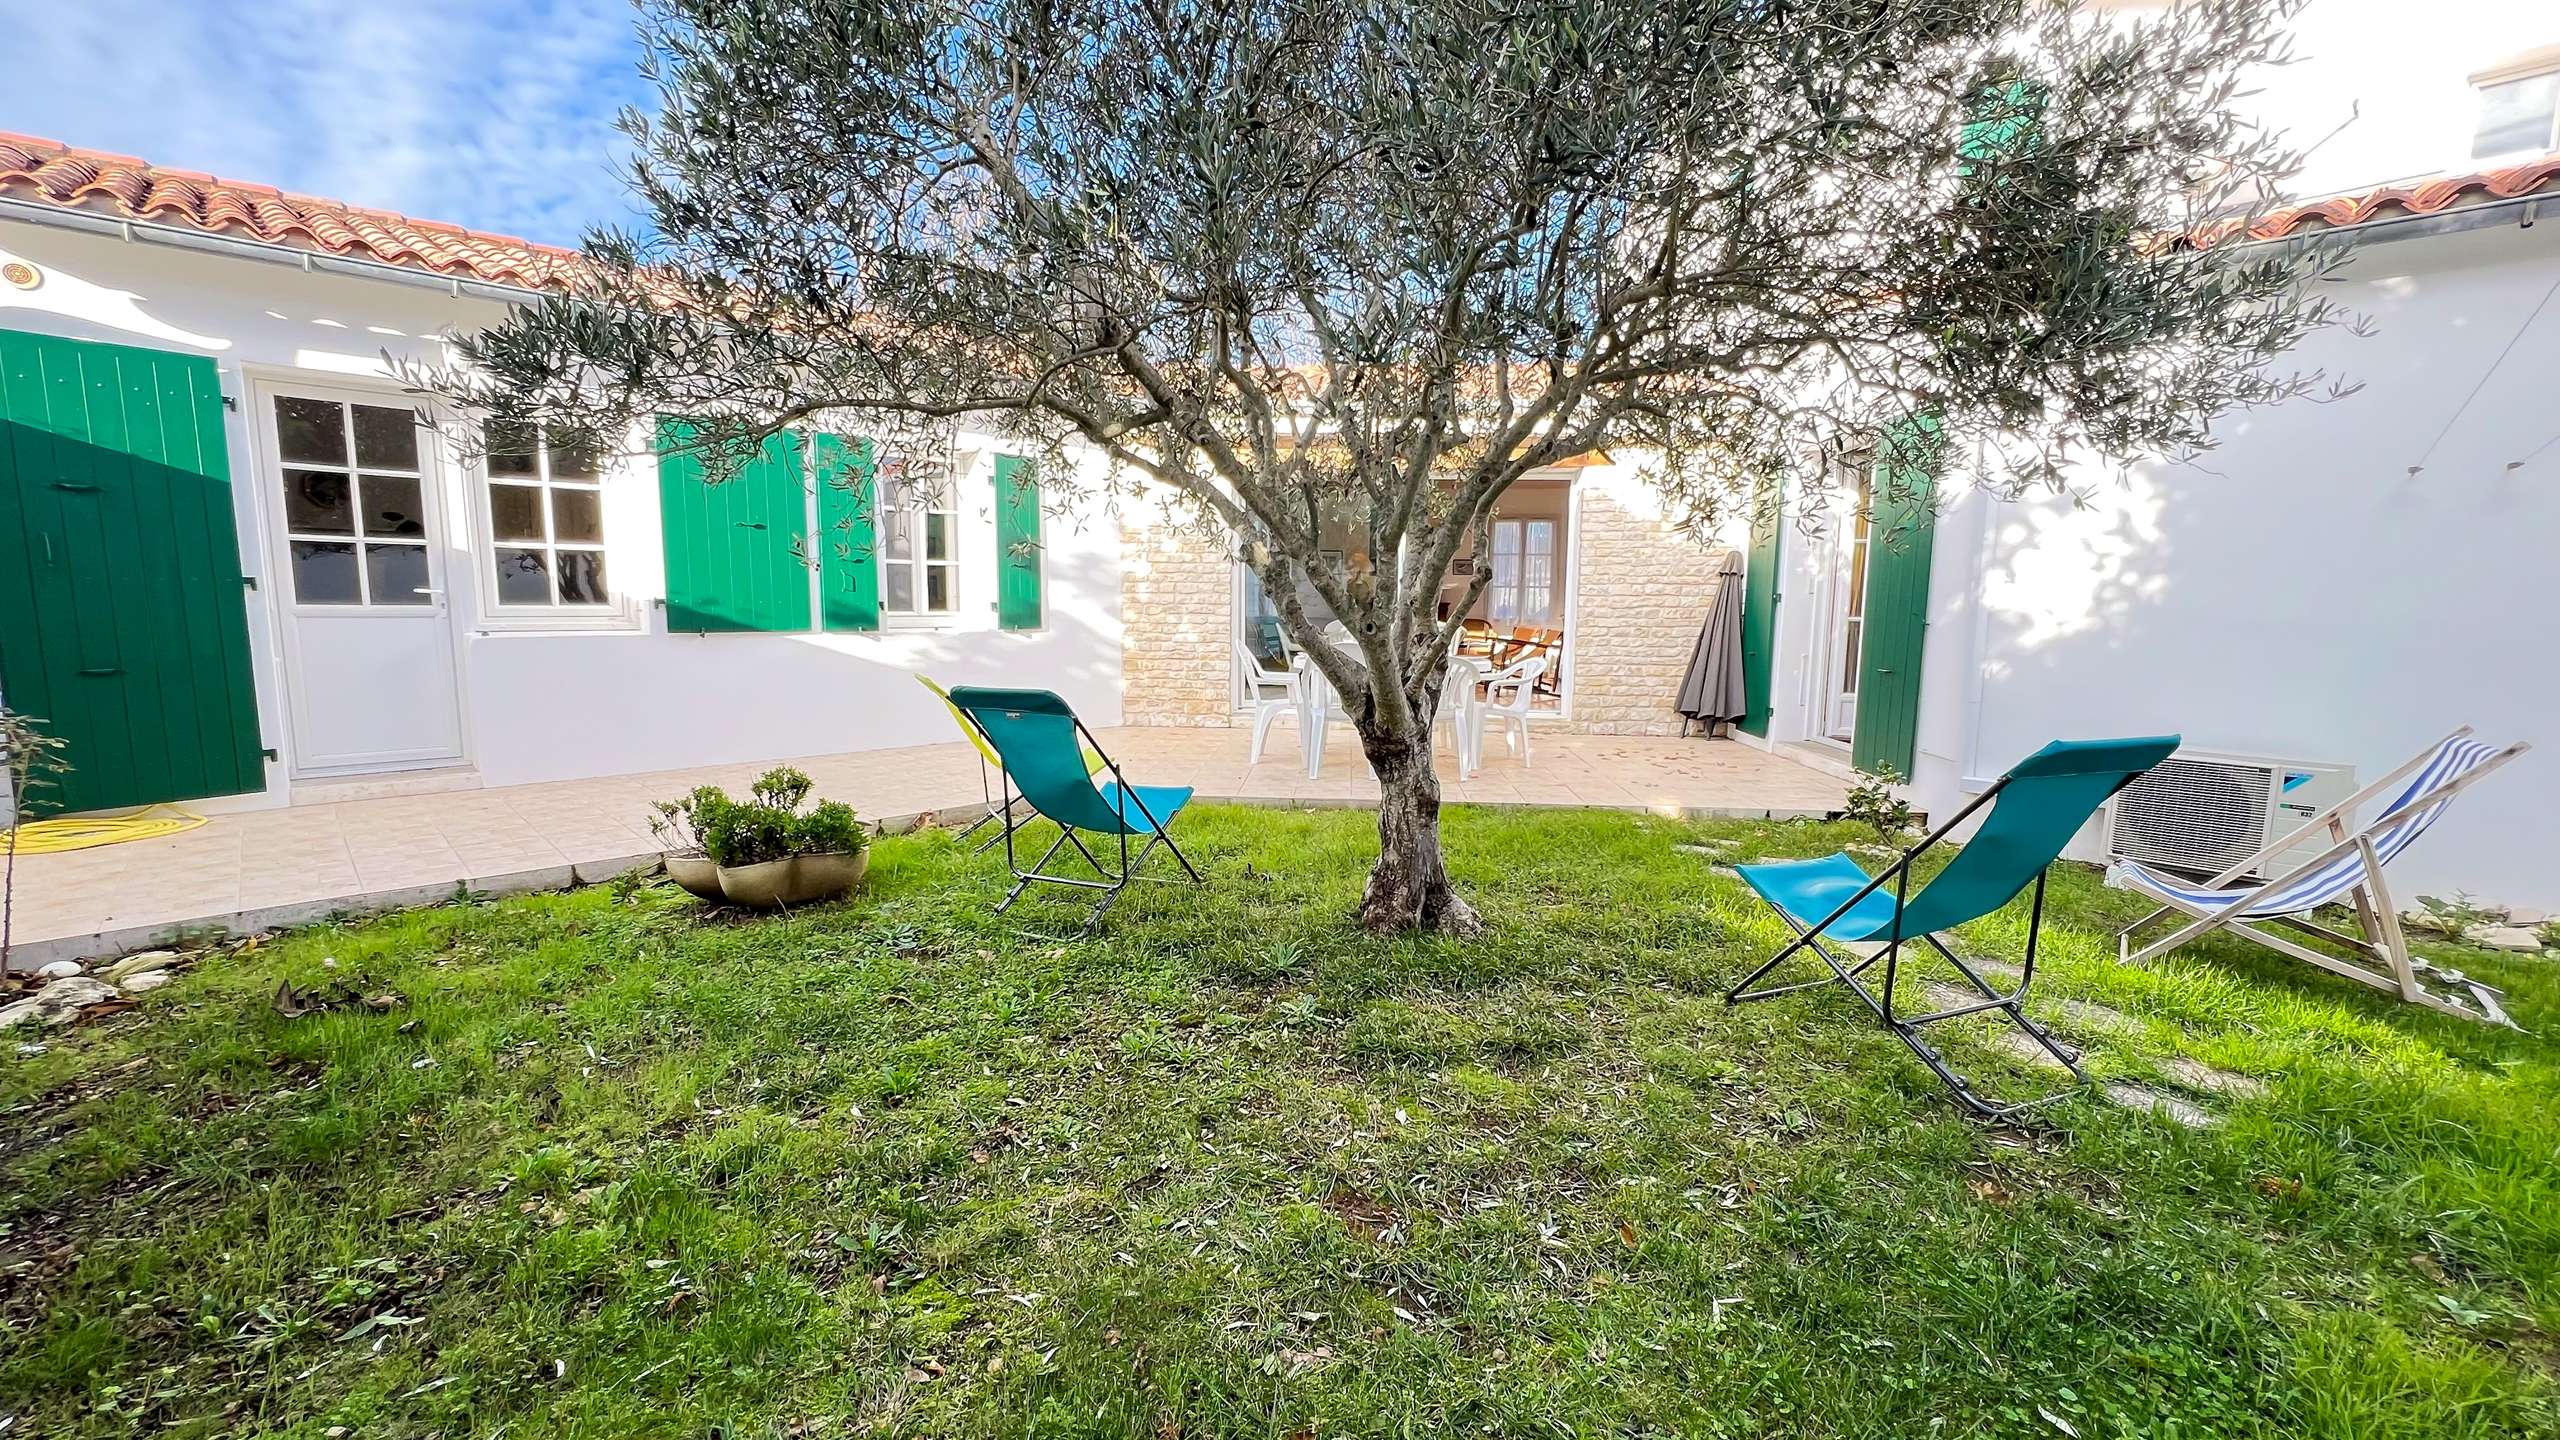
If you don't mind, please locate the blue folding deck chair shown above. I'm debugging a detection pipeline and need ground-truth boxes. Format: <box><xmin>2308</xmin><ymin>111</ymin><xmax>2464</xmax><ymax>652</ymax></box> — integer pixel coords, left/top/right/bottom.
<box><xmin>1727</xmin><ymin>736</ymin><xmax>2179</xmax><ymax>1119</ymax></box>
<box><xmin>945</xmin><ymin>687</ymin><xmax>1203</xmax><ymax>934</ymax></box>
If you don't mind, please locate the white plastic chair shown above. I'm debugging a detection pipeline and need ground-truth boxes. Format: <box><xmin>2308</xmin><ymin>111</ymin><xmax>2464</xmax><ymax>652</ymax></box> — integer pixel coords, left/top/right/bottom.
<box><xmin>1295</xmin><ymin>639</ymin><xmax>1364</xmax><ymax>778</ymax></box>
<box><xmin>1440</xmin><ymin>655</ymin><xmax>1487</xmax><ymax>779</ymax></box>
<box><xmin>1477</xmin><ymin>654</ymin><xmax>1545</xmax><ymax>768</ymax></box>
<box><xmin>1234</xmin><ymin>636</ymin><xmax>1302</xmax><ymax>766</ymax></box>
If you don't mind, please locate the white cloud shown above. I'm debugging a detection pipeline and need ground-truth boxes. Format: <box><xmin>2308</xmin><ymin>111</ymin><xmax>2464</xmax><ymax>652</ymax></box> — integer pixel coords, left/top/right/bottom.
<box><xmin>3</xmin><ymin>0</ymin><xmax>650</xmax><ymax>247</ymax></box>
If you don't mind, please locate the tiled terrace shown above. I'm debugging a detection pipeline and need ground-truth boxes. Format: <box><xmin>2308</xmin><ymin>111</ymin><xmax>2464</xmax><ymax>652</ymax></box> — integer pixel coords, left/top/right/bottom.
<box><xmin>4</xmin><ymin>728</ymin><xmax>1846</xmax><ymax>969</ymax></box>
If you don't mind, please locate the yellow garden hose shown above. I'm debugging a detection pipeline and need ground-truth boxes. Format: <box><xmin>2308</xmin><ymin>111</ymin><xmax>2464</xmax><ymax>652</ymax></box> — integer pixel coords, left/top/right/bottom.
<box><xmin>2</xmin><ymin>804</ymin><xmax>207</xmax><ymax>855</ymax></box>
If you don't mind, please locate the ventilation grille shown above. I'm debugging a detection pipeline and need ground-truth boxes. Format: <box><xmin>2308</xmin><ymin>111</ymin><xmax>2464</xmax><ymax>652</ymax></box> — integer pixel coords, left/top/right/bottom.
<box><xmin>2109</xmin><ymin>755</ymin><xmax>2272</xmax><ymax>877</ymax></box>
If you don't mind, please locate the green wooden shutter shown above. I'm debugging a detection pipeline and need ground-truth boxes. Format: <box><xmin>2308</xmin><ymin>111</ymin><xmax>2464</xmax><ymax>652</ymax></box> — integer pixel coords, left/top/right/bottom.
<box><xmin>0</xmin><ymin>328</ymin><xmax>264</xmax><ymax>814</ymax></box>
<box><xmin>993</xmin><ymin>454</ymin><xmax>1043</xmax><ymax>630</ymax></box>
<box><xmin>1958</xmin><ymin>78</ymin><xmax>2045</xmax><ymax>173</ymax></box>
<box><xmin>656</xmin><ymin>418</ymin><xmax>811</xmax><ymax>633</ymax></box>
<box><xmin>1738</xmin><ymin>481</ymin><xmax>1782</xmax><ymax>738</ymax></box>
<box><xmin>1848</xmin><ymin>416</ymin><xmax>1943</xmax><ymax>776</ymax></box>
<box><xmin>814</xmin><ymin>432</ymin><xmax>879</xmax><ymax>632</ymax></box>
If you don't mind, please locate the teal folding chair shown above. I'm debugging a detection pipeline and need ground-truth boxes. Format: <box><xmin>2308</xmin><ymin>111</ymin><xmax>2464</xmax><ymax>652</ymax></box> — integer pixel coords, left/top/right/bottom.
<box><xmin>945</xmin><ymin>687</ymin><xmax>1203</xmax><ymax>933</ymax></box>
<box><xmin>1727</xmin><ymin>736</ymin><xmax>2179</xmax><ymax>1119</ymax></box>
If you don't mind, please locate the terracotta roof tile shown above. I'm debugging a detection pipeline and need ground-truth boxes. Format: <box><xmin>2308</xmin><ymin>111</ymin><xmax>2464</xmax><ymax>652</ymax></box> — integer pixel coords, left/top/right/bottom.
<box><xmin>0</xmin><ymin>130</ymin><xmax>586</xmax><ymax>291</ymax></box>
<box><xmin>2187</xmin><ymin>154</ymin><xmax>2560</xmax><ymax>247</ymax></box>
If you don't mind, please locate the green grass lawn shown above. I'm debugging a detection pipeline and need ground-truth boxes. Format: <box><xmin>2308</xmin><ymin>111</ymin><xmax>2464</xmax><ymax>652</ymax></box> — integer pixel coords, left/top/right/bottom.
<box><xmin>4</xmin><ymin>805</ymin><xmax>2556</xmax><ymax>1438</ymax></box>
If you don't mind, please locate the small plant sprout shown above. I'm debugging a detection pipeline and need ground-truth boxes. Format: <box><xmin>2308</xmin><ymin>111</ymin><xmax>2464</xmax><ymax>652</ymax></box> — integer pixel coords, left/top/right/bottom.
<box><xmin>1843</xmin><ymin>765</ymin><xmax>1917</xmax><ymax>845</ymax></box>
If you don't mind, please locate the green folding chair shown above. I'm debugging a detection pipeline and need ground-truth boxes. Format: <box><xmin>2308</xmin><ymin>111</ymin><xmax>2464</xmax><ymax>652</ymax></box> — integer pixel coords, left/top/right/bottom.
<box><xmin>945</xmin><ymin>686</ymin><xmax>1203</xmax><ymax>933</ymax></box>
<box><xmin>919</xmin><ymin>672</ymin><xmax>1111</xmax><ymax>853</ymax></box>
<box><xmin>1727</xmin><ymin>736</ymin><xmax>2179</xmax><ymax>1119</ymax></box>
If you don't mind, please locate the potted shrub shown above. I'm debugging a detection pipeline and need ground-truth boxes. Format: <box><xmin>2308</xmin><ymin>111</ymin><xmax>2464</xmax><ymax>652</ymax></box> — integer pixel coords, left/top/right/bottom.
<box><xmin>669</xmin><ymin>766</ymin><xmax>870</xmax><ymax>908</ymax></box>
<box><xmin>648</xmin><ymin>785</ymin><xmax>732</xmax><ymax>901</ymax></box>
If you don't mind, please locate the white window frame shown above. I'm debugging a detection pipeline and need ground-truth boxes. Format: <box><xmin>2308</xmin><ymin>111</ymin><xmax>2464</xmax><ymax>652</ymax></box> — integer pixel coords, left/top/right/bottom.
<box><xmin>1487</xmin><ymin>516</ymin><xmax>1559</xmax><ymax>627</ymax></box>
<box><xmin>877</xmin><ymin>451</ymin><xmax>962</xmax><ymax>626</ymax></box>
<box><xmin>268</xmin><ymin>392</ymin><xmax>437</xmax><ymax>610</ymax></box>
<box><xmin>2469</xmin><ymin>50</ymin><xmax>2560</xmax><ymax>162</ymax></box>
<box><xmin>471</xmin><ymin>421</ymin><xmax>638</xmax><ymax>632</ymax></box>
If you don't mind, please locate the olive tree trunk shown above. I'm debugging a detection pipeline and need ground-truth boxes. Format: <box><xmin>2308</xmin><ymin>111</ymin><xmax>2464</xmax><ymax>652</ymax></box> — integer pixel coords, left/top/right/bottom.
<box><xmin>1352</xmin><ymin>713</ymin><xmax>1481</xmax><ymax>936</ymax></box>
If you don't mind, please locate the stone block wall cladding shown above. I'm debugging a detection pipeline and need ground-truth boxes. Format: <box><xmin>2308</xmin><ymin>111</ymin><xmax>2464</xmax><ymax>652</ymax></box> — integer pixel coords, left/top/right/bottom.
<box><xmin>1570</xmin><ymin>486</ymin><xmax>1734</xmax><ymax>736</ymax></box>
<box><xmin>1115</xmin><ymin>477</ymin><xmax>1733</xmax><ymax>734</ymax></box>
<box><xmin>1119</xmin><ymin>505</ymin><xmax>1237</xmax><ymax>726</ymax></box>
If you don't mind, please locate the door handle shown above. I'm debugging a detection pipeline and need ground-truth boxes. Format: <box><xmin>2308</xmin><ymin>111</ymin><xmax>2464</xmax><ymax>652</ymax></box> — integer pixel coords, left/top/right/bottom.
<box><xmin>414</xmin><ymin>587</ymin><xmax>445</xmax><ymax>601</ymax></box>
<box><xmin>49</xmin><ymin>480</ymin><xmax>101</xmax><ymax>493</ymax></box>
<box><xmin>78</xmin><ymin>666</ymin><xmax>123</xmax><ymax>677</ymax></box>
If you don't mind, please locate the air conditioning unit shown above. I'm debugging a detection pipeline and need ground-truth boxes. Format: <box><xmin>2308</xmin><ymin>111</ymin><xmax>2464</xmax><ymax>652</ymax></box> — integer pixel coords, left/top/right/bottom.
<box><xmin>2105</xmin><ymin>748</ymin><xmax>2357</xmax><ymax>882</ymax></box>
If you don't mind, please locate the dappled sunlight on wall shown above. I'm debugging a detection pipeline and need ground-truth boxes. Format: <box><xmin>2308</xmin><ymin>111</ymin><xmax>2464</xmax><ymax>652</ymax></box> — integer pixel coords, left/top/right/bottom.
<box><xmin>1978</xmin><ymin>472</ymin><xmax>2170</xmax><ymax>651</ymax></box>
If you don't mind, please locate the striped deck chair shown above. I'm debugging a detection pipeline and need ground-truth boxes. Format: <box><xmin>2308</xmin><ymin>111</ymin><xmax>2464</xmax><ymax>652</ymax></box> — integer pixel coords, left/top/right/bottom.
<box><xmin>2109</xmin><ymin>728</ymin><xmax>2530</xmax><ymax>1027</ymax></box>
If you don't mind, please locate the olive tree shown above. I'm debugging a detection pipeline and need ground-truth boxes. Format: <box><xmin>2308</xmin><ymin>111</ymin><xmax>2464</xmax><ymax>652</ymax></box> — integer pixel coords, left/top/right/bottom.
<box><xmin>425</xmin><ymin>0</ymin><xmax>2340</xmax><ymax>934</ymax></box>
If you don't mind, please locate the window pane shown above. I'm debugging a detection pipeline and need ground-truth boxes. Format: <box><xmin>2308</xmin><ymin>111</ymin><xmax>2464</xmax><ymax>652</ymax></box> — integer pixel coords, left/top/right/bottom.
<box><xmin>290</xmin><ymin>540</ymin><xmax>360</xmax><ymax>603</ymax></box>
<box><xmin>555</xmin><ymin>549</ymin><xmax>608</xmax><ymax>604</ymax></box>
<box><xmin>494</xmin><ymin>547</ymin><xmax>553</xmax><ymax>605</ymax></box>
<box><xmin>489</xmin><ymin>483</ymin><xmax>545</xmax><ymax>541</ymax></box>
<box><xmin>885</xmin><ymin>564</ymin><xmax>915</xmax><ymax>612</ymax></box>
<box><xmin>550</xmin><ymin>487</ymin><xmax>603</xmax><ymax>544</ymax></box>
<box><xmin>353</xmin><ymin>404</ymin><xmax>420</xmax><ymax>470</ymax></box>
<box><xmin>283</xmin><ymin>469</ymin><xmax>355</xmax><ymax>535</ymax></box>
<box><xmin>547</xmin><ymin>432</ymin><xmax>601</xmax><ymax>480</ymax></box>
<box><xmin>926</xmin><ymin>564</ymin><xmax>951</xmax><ymax>612</ymax></box>
<box><xmin>924</xmin><ymin>511</ymin><xmax>950</xmax><ymax>560</ymax></box>
<box><xmin>484</xmin><ymin>419</ymin><xmax>539</xmax><ymax>477</ymax></box>
<box><xmin>884</xmin><ymin>508</ymin><xmax>913</xmax><ymax>561</ymax></box>
<box><xmin>275</xmin><ymin>396</ymin><xmax>346</xmax><ymax>465</ymax></box>
<box><xmin>365</xmin><ymin>543</ymin><xmax>431</xmax><ymax>605</ymax></box>
<box><xmin>360</xmin><ymin>475</ymin><xmax>425</xmax><ymax>537</ymax></box>
<box><xmin>2475</xmin><ymin>74</ymin><xmax>2560</xmax><ymax>158</ymax></box>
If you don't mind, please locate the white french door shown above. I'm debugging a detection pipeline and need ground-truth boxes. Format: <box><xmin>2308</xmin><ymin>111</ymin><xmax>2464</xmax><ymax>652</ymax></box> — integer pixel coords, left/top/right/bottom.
<box><xmin>1819</xmin><ymin>449</ymin><xmax>1873</xmax><ymax>744</ymax></box>
<box><xmin>254</xmin><ymin>380</ymin><xmax>466</xmax><ymax>776</ymax></box>
<box><xmin>1487</xmin><ymin>517</ymin><xmax>1558</xmax><ymax>626</ymax></box>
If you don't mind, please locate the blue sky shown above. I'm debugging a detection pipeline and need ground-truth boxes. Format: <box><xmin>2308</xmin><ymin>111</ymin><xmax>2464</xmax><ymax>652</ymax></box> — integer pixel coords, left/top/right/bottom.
<box><xmin>5</xmin><ymin>0</ymin><xmax>653</xmax><ymax>247</ymax></box>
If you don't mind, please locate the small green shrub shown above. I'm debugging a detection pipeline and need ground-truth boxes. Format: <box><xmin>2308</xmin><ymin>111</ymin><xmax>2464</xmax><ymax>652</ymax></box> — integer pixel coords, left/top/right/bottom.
<box><xmin>649</xmin><ymin>784</ymin><xmax>733</xmax><ymax>855</ymax></box>
<box><xmin>793</xmin><ymin>800</ymin><xmax>868</xmax><ymax>856</ymax></box>
<box><xmin>659</xmin><ymin>769</ymin><xmax>866</xmax><ymax>867</ymax></box>
<box><xmin>2410</xmin><ymin>892</ymin><xmax>2498</xmax><ymax>944</ymax></box>
<box><xmin>752</xmin><ymin>765</ymin><xmax>813</xmax><ymax>811</ymax></box>
<box><xmin>1843</xmin><ymin>764</ymin><xmax>1915</xmax><ymax>843</ymax></box>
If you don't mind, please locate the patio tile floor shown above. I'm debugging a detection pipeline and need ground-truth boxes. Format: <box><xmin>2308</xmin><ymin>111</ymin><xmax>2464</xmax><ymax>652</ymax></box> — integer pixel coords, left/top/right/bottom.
<box><xmin>4</xmin><ymin>725</ymin><xmax>1844</xmax><ymax>969</ymax></box>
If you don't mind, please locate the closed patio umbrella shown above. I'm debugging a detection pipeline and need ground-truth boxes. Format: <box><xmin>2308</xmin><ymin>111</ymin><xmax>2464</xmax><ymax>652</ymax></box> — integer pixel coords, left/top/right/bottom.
<box><xmin>1676</xmin><ymin>549</ymin><xmax>1748</xmax><ymax>736</ymax></box>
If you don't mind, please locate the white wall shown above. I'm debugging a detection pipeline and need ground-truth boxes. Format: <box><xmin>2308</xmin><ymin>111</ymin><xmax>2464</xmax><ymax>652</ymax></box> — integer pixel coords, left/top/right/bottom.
<box><xmin>0</xmin><ymin>217</ymin><xmax>1123</xmax><ymax>802</ymax></box>
<box><xmin>1907</xmin><ymin>220</ymin><xmax>2560</xmax><ymax>904</ymax></box>
<box><xmin>2239</xmin><ymin>0</ymin><xmax>2557</xmax><ymax>198</ymax></box>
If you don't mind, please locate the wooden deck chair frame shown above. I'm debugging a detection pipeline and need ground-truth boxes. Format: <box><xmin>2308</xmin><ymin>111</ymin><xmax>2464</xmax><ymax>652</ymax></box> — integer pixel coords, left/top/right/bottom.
<box><xmin>2115</xmin><ymin>727</ymin><xmax>2529</xmax><ymax>1026</ymax></box>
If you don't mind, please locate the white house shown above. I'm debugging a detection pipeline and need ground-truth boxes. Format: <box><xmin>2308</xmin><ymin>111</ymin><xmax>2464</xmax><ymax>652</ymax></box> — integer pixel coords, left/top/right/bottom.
<box><xmin>1742</xmin><ymin>5</ymin><xmax>2560</xmax><ymax>905</ymax></box>
<box><xmin>4</xmin><ymin>0</ymin><xmax>2557</xmax><ymax>911</ymax></box>
<box><xmin>0</xmin><ymin>134</ymin><xmax>1126</xmax><ymax>818</ymax></box>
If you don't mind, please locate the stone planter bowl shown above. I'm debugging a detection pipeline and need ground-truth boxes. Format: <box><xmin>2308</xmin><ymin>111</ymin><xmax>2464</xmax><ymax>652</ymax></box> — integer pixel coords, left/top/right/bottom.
<box><xmin>714</xmin><ymin>850</ymin><xmax>868</xmax><ymax>908</ymax></box>
<box><xmin>663</xmin><ymin>854</ymin><xmax>724</xmax><ymax>901</ymax></box>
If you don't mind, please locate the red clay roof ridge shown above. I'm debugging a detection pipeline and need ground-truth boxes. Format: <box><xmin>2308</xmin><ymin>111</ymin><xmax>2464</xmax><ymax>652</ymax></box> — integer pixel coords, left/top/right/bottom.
<box><xmin>2187</xmin><ymin>153</ymin><xmax>2560</xmax><ymax>247</ymax></box>
<box><xmin>0</xmin><ymin>129</ymin><xmax>588</xmax><ymax>289</ymax></box>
